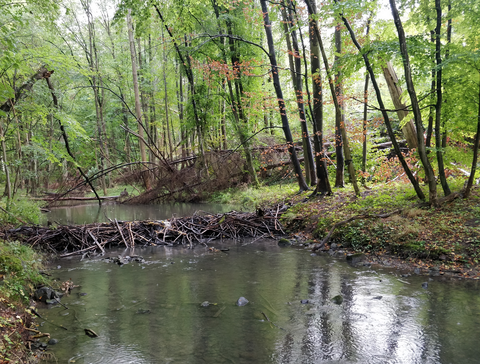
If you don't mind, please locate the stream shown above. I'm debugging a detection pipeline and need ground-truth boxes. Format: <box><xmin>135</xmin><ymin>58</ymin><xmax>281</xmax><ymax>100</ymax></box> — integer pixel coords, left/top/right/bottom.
<box><xmin>37</xmin><ymin>205</ymin><xmax>480</xmax><ymax>363</ymax></box>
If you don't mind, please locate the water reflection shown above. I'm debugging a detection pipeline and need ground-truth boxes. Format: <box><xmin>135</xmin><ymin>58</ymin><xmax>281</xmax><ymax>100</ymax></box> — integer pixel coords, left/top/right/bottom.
<box><xmin>41</xmin><ymin>202</ymin><xmax>242</xmax><ymax>226</ymax></box>
<box><xmin>38</xmin><ymin>241</ymin><xmax>480</xmax><ymax>364</ymax></box>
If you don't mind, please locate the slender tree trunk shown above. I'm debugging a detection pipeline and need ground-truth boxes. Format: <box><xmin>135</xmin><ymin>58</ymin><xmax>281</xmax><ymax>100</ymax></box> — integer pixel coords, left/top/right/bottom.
<box><xmin>228</xmin><ymin>39</ymin><xmax>259</xmax><ymax>184</ymax></box>
<box><xmin>127</xmin><ymin>9</ymin><xmax>150</xmax><ymax>189</ymax></box>
<box><xmin>304</xmin><ymin>3</ymin><xmax>359</xmax><ymax>195</ymax></box>
<box><xmin>137</xmin><ymin>38</ymin><xmax>153</xmax><ymax>166</ymax></box>
<box><xmin>281</xmin><ymin>7</ymin><xmax>311</xmax><ymax>184</ymax></box>
<box><xmin>330</xmin><ymin>0</ymin><xmax>425</xmax><ymax>200</ymax></box>
<box><xmin>389</xmin><ymin>0</ymin><xmax>437</xmax><ymax>204</ymax></box>
<box><xmin>148</xmin><ymin>34</ymin><xmax>159</xmax><ymax>162</ymax></box>
<box><xmin>286</xmin><ymin>1</ymin><xmax>316</xmax><ymax>186</ymax></box>
<box><xmin>0</xmin><ymin>123</ymin><xmax>12</xmax><ymax>200</ymax></box>
<box><xmin>426</xmin><ymin>27</ymin><xmax>435</xmax><ymax>149</ymax></box>
<box><xmin>463</xmin><ymin>72</ymin><xmax>480</xmax><ymax>198</ymax></box>
<box><xmin>307</xmin><ymin>0</ymin><xmax>331</xmax><ymax>195</ymax></box>
<box><xmin>45</xmin><ymin>74</ymin><xmax>101</xmax><ymax>205</ymax></box>
<box><xmin>434</xmin><ymin>0</ymin><xmax>451</xmax><ymax>196</ymax></box>
<box><xmin>443</xmin><ymin>1</ymin><xmax>452</xmax><ymax>149</ymax></box>
<box><xmin>362</xmin><ymin>75</ymin><xmax>370</xmax><ymax>185</ymax></box>
<box><xmin>161</xmin><ymin>28</ymin><xmax>173</xmax><ymax>159</ymax></box>
<box><xmin>260</xmin><ymin>0</ymin><xmax>308</xmax><ymax>191</ymax></box>
<box><xmin>82</xmin><ymin>0</ymin><xmax>107</xmax><ymax>195</ymax></box>
<box><xmin>334</xmin><ymin>25</ymin><xmax>345</xmax><ymax>187</ymax></box>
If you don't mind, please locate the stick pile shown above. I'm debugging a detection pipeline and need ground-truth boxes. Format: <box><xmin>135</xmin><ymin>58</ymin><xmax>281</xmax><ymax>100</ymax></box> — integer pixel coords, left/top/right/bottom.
<box><xmin>1</xmin><ymin>207</ymin><xmax>287</xmax><ymax>257</ymax></box>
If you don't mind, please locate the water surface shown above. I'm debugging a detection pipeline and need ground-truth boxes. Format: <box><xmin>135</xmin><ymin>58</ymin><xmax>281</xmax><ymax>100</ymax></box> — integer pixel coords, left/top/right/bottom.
<box><xmin>42</xmin><ymin>202</ymin><xmax>242</xmax><ymax>225</ymax></box>
<box><xmin>38</xmin><ymin>241</ymin><xmax>480</xmax><ymax>364</ymax></box>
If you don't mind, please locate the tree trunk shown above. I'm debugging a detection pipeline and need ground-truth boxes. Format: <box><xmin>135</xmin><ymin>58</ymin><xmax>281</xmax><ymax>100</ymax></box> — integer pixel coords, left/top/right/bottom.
<box><xmin>382</xmin><ymin>62</ymin><xmax>418</xmax><ymax>149</ymax></box>
<box><xmin>45</xmin><ymin>74</ymin><xmax>102</xmax><ymax>206</ymax></box>
<box><xmin>0</xmin><ymin>123</ymin><xmax>12</xmax><ymax>200</ymax></box>
<box><xmin>331</xmin><ymin>0</ymin><xmax>425</xmax><ymax>200</ymax></box>
<box><xmin>307</xmin><ymin>0</ymin><xmax>332</xmax><ymax>195</ymax></box>
<box><xmin>463</xmin><ymin>72</ymin><xmax>480</xmax><ymax>198</ymax></box>
<box><xmin>161</xmin><ymin>28</ymin><xmax>173</xmax><ymax>159</ymax></box>
<box><xmin>334</xmin><ymin>25</ymin><xmax>345</xmax><ymax>187</ymax></box>
<box><xmin>389</xmin><ymin>0</ymin><xmax>437</xmax><ymax>204</ymax></box>
<box><xmin>260</xmin><ymin>0</ymin><xmax>308</xmax><ymax>191</ymax></box>
<box><xmin>286</xmin><ymin>1</ymin><xmax>316</xmax><ymax>186</ymax></box>
<box><xmin>426</xmin><ymin>28</ymin><xmax>435</xmax><ymax>149</ymax></box>
<box><xmin>127</xmin><ymin>9</ymin><xmax>150</xmax><ymax>189</ymax></box>
<box><xmin>226</xmin><ymin>20</ymin><xmax>259</xmax><ymax>185</ymax></box>
<box><xmin>434</xmin><ymin>0</ymin><xmax>451</xmax><ymax>196</ymax></box>
<box><xmin>303</xmin><ymin>4</ymin><xmax>359</xmax><ymax>195</ymax></box>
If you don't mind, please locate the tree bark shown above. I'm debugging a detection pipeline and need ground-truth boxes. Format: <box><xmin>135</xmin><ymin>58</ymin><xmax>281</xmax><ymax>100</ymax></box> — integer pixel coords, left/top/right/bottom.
<box><xmin>284</xmin><ymin>3</ymin><xmax>317</xmax><ymax>186</ymax></box>
<box><xmin>434</xmin><ymin>0</ymin><xmax>451</xmax><ymax>196</ymax></box>
<box><xmin>306</xmin><ymin>0</ymin><xmax>332</xmax><ymax>195</ymax></box>
<box><xmin>127</xmin><ymin>9</ymin><xmax>150</xmax><ymax>189</ymax></box>
<box><xmin>389</xmin><ymin>0</ymin><xmax>437</xmax><ymax>204</ymax></box>
<box><xmin>303</xmin><ymin>1</ymin><xmax>359</xmax><ymax>195</ymax></box>
<box><xmin>382</xmin><ymin>62</ymin><xmax>418</xmax><ymax>150</ymax></box>
<box><xmin>334</xmin><ymin>24</ymin><xmax>345</xmax><ymax>187</ymax></box>
<box><xmin>45</xmin><ymin>73</ymin><xmax>102</xmax><ymax>206</ymax></box>
<box><xmin>260</xmin><ymin>0</ymin><xmax>308</xmax><ymax>191</ymax></box>
<box><xmin>0</xmin><ymin>67</ymin><xmax>48</xmax><ymax>113</ymax></box>
<box><xmin>331</xmin><ymin>0</ymin><xmax>425</xmax><ymax>200</ymax></box>
<box><xmin>463</xmin><ymin>72</ymin><xmax>480</xmax><ymax>198</ymax></box>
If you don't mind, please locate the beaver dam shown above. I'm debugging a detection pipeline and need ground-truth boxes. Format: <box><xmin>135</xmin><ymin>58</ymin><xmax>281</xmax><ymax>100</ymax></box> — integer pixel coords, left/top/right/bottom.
<box><xmin>2</xmin><ymin>206</ymin><xmax>287</xmax><ymax>257</ymax></box>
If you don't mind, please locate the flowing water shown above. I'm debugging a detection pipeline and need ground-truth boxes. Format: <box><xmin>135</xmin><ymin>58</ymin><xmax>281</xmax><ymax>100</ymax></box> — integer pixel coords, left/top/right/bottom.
<box><xmin>38</xmin><ymin>242</ymin><xmax>480</xmax><ymax>364</ymax></box>
<box><xmin>36</xmin><ymin>204</ymin><xmax>480</xmax><ymax>364</ymax></box>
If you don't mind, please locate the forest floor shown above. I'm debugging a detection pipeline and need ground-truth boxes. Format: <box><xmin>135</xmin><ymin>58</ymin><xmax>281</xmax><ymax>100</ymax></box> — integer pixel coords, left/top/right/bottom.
<box><xmin>212</xmin><ymin>179</ymin><xmax>480</xmax><ymax>279</ymax></box>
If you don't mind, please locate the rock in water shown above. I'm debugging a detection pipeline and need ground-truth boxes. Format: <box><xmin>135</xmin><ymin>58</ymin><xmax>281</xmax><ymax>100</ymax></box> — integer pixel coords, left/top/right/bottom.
<box><xmin>236</xmin><ymin>297</ymin><xmax>249</xmax><ymax>306</ymax></box>
<box><xmin>33</xmin><ymin>287</ymin><xmax>61</xmax><ymax>303</ymax></box>
<box><xmin>48</xmin><ymin>338</ymin><xmax>58</xmax><ymax>345</ymax></box>
<box><xmin>300</xmin><ymin>299</ymin><xmax>309</xmax><ymax>304</ymax></box>
<box><xmin>278</xmin><ymin>238</ymin><xmax>292</xmax><ymax>247</ymax></box>
<box><xmin>332</xmin><ymin>295</ymin><xmax>343</xmax><ymax>305</ymax></box>
<box><xmin>200</xmin><ymin>301</ymin><xmax>210</xmax><ymax>307</ymax></box>
<box><xmin>422</xmin><ymin>282</ymin><xmax>428</xmax><ymax>289</ymax></box>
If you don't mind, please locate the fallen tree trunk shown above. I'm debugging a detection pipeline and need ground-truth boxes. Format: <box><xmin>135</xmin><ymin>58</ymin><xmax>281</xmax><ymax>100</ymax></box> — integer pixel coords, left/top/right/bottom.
<box><xmin>33</xmin><ymin>195</ymin><xmax>121</xmax><ymax>202</ymax></box>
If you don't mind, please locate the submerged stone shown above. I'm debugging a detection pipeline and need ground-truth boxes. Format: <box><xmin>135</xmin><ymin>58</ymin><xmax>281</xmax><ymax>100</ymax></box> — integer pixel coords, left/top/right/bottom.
<box><xmin>346</xmin><ymin>253</ymin><xmax>365</xmax><ymax>266</ymax></box>
<box><xmin>278</xmin><ymin>238</ymin><xmax>292</xmax><ymax>247</ymax></box>
<box><xmin>48</xmin><ymin>338</ymin><xmax>58</xmax><ymax>345</ymax></box>
<box><xmin>201</xmin><ymin>301</ymin><xmax>210</xmax><ymax>307</ymax></box>
<box><xmin>34</xmin><ymin>287</ymin><xmax>61</xmax><ymax>303</ymax></box>
<box><xmin>300</xmin><ymin>299</ymin><xmax>309</xmax><ymax>304</ymax></box>
<box><xmin>422</xmin><ymin>282</ymin><xmax>428</xmax><ymax>289</ymax></box>
<box><xmin>332</xmin><ymin>295</ymin><xmax>343</xmax><ymax>305</ymax></box>
<box><xmin>236</xmin><ymin>297</ymin><xmax>249</xmax><ymax>306</ymax></box>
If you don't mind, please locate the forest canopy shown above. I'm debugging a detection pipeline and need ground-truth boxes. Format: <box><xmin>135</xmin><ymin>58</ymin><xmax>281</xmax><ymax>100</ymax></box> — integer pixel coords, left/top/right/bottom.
<box><xmin>0</xmin><ymin>0</ymin><xmax>479</xmax><ymax>205</ymax></box>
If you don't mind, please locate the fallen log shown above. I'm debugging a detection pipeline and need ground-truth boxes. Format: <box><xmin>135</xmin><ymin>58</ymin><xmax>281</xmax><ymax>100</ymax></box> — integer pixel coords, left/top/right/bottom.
<box><xmin>2</xmin><ymin>207</ymin><xmax>288</xmax><ymax>256</ymax></box>
<box><xmin>33</xmin><ymin>195</ymin><xmax>121</xmax><ymax>202</ymax></box>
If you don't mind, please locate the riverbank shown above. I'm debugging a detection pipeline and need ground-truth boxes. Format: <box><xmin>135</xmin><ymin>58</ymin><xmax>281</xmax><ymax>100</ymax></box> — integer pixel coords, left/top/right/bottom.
<box><xmin>211</xmin><ymin>180</ymin><xmax>480</xmax><ymax>279</ymax></box>
<box><xmin>0</xmin><ymin>241</ymin><xmax>50</xmax><ymax>363</ymax></box>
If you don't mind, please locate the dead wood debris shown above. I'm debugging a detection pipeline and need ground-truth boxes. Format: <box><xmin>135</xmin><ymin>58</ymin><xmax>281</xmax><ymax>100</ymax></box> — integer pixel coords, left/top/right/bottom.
<box><xmin>0</xmin><ymin>208</ymin><xmax>287</xmax><ymax>257</ymax></box>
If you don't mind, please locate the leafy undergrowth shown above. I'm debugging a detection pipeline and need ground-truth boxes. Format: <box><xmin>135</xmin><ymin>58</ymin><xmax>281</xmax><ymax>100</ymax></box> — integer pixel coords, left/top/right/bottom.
<box><xmin>275</xmin><ymin>180</ymin><xmax>480</xmax><ymax>279</ymax></box>
<box><xmin>0</xmin><ymin>241</ymin><xmax>49</xmax><ymax>363</ymax></box>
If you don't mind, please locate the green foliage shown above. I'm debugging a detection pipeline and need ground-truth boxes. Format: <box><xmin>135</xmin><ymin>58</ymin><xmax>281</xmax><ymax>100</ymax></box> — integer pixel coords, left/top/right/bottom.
<box><xmin>0</xmin><ymin>241</ymin><xmax>47</xmax><ymax>304</ymax></box>
<box><xmin>0</xmin><ymin>197</ymin><xmax>41</xmax><ymax>226</ymax></box>
<box><xmin>210</xmin><ymin>182</ymin><xmax>299</xmax><ymax>209</ymax></box>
